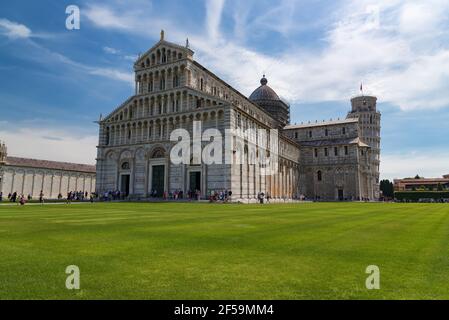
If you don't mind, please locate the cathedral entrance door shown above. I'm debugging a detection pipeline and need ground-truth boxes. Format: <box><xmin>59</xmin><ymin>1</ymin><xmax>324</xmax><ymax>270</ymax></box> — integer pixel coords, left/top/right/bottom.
<box><xmin>120</xmin><ymin>174</ymin><xmax>130</xmax><ymax>196</ymax></box>
<box><xmin>189</xmin><ymin>171</ymin><xmax>201</xmax><ymax>193</ymax></box>
<box><xmin>151</xmin><ymin>165</ymin><xmax>165</xmax><ymax>197</ymax></box>
<box><xmin>338</xmin><ymin>189</ymin><xmax>344</xmax><ymax>201</ymax></box>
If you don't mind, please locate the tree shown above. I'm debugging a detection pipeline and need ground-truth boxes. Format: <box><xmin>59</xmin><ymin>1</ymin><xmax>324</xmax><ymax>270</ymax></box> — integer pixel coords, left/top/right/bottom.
<box><xmin>437</xmin><ymin>183</ymin><xmax>443</xmax><ymax>191</ymax></box>
<box><xmin>414</xmin><ymin>174</ymin><xmax>421</xmax><ymax>179</ymax></box>
<box><xmin>380</xmin><ymin>179</ymin><xmax>394</xmax><ymax>198</ymax></box>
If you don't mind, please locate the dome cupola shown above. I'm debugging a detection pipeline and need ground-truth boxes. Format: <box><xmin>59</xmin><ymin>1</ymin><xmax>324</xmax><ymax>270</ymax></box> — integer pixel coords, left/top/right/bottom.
<box><xmin>249</xmin><ymin>75</ymin><xmax>281</xmax><ymax>102</ymax></box>
<box><xmin>248</xmin><ymin>75</ymin><xmax>290</xmax><ymax>128</ymax></box>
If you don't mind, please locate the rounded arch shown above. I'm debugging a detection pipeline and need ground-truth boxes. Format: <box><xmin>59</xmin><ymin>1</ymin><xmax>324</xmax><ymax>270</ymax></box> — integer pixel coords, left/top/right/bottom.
<box><xmin>149</xmin><ymin>145</ymin><xmax>167</xmax><ymax>159</ymax></box>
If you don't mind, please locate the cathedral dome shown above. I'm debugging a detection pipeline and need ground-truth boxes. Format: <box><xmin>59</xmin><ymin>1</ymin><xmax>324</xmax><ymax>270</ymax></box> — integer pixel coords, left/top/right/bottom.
<box><xmin>249</xmin><ymin>76</ymin><xmax>280</xmax><ymax>101</ymax></box>
<box><xmin>248</xmin><ymin>75</ymin><xmax>290</xmax><ymax>128</ymax></box>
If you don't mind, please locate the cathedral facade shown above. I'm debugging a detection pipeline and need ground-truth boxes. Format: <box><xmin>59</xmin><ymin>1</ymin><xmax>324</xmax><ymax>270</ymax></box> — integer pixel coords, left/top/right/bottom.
<box><xmin>95</xmin><ymin>33</ymin><xmax>380</xmax><ymax>202</ymax></box>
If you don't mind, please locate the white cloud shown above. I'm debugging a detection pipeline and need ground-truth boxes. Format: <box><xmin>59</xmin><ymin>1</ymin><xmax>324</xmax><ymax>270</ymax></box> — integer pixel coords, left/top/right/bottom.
<box><xmin>103</xmin><ymin>46</ymin><xmax>120</xmax><ymax>55</ymax></box>
<box><xmin>0</xmin><ymin>125</ymin><xmax>97</xmax><ymax>165</ymax></box>
<box><xmin>103</xmin><ymin>46</ymin><xmax>138</xmax><ymax>63</ymax></box>
<box><xmin>11</xmin><ymin>39</ymin><xmax>134</xmax><ymax>85</ymax></box>
<box><xmin>88</xmin><ymin>67</ymin><xmax>134</xmax><ymax>83</ymax></box>
<box><xmin>0</xmin><ymin>18</ymin><xmax>31</xmax><ymax>39</ymax></box>
<box><xmin>84</xmin><ymin>5</ymin><xmax>135</xmax><ymax>31</ymax></box>
<box><xmin>84</xmin><ymin>3</ymin><xmax>181</xmax><ymax>40</ymax></box>
<box><xmin>205</xmin><ymin>0</ymin><xmax>226</xmax><ymax>40</ymax></box>
<box><xmin>399</xmin><ymin>2</ymin><xmax>448</xmax><ymax>35</ymax></box>
<box><xmin>83</xmin><ymin>0</ymin><xmax>449</xmax><ymax>111</ymax></box>
<box><xmin>381</xmin><ymin>151</ymin><xmax>449</xmax><ymax>180</ymax></box>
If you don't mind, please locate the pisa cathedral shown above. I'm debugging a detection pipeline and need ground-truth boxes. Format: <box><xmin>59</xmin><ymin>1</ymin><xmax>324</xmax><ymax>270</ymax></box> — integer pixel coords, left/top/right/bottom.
<box><xmin>96</xmin><ymin>32</ymin><xmax>381</xmax><ymax>202</ymax></box>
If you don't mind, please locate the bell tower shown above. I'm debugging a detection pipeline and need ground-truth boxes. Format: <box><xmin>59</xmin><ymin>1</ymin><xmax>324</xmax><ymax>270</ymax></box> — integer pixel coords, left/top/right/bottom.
<box><xmin>347</xmin><ymin>95</ymin><xmax>381</xmax><ymax>200</ymax></box>
<box><xmin>0</xmin><ymin>141</ymin><xmax>7</xmax><ymax>164</ymax></box>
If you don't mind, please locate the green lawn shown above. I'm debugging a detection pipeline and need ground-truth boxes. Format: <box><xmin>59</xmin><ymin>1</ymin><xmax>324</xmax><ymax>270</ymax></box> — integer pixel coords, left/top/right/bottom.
<box><xmin>1</xmin><ymin>202</ymin><xmax>449</xmax><ymax>299</ymax></box>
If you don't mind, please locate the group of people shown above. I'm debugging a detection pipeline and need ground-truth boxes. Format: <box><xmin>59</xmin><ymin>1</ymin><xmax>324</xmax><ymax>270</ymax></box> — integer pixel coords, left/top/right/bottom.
<box><xmin>102</xmin><ymin>190</ymin><xmax>126</xmax><ymax>201</ymax></box>
<box><xmin>65</xmin><ymin>191</ymin><xmax>96</xmax><ymax>203</ymax></box>
<box><xmin>151</xmin><ymin>189</ymin><xmax>201</xmax><ymax>201</ymax></box>
<box><xmin>209</xmin><ymin>190</ymin><xmax>233</xmax><ymax>202</ymax></box>
<box><xmin>0</xmin><ymin>190</ymin><xmax>97</xmax><ymax>205</ymax></box>
<box><xmin>0</xmin><ymin>190</ymin><xmax>45</xmax><ymax>205</ymax></box>
<box><xmin>64</xmin><ymin>191</ymin><xmax>91</xmax><ymax>202</ymax></box>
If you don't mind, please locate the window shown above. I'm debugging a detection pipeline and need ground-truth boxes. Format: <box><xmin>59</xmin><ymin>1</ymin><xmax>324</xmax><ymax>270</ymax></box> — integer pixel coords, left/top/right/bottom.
<box><xmin>200</xmin><ymin>78</ymin><xmax>204</xmax><ymax>91</ymax></box>
<box><xmin>309</xmin><ymin>130</ymin><xmax>312</xmax><ymax>138</ymax></box>
<box><xmin>159</xmin><ymin>77</ymin><xmax>165</xmax><ymax>90</ymax></box>
<box><xmin>295</xmin><ymin>132</ymin><xmax>298</xmax><ymax>139</ymax></box>
<box><xmin>196</xmin><ymin>99</ymin><xmax>201</xmax><ymax>108</ymax></box>
<box><xmin>342</xmin><ymin>127</ymin><xmax>346</xmax><ymax>134</ymax></box>
<box><xmin>344</xmin><ymin>146</ymin><xmax>348</xmax><ymax>155</ymax></box>
<box><xmin>317</xmin><ymin>170</ymin><xmax>322</xmax><ymax>181</ymax></box>
<box><xmin>314</xmin><ymin>148</ymin><xmax>318</xmax><ymax>158</ymax></box>
<box><xmin>105</xmin><ymin>128</ymin><xmax>110</xmax><ymax>145</ymax></box>
<box><xmin>173</xmin><ymin>75</ymin><xmax>179</xmax><ymax>88</ymax></box>
<box><xmin>325</xmin><ymin>128</ymin><xmax>329</xmax><ymax>136</ymax></box>
<box><xmin>370</xmin><ymin>115</ymin><xmax>373</xmax><ymax>124</ymax></box>
<box><xmin>148</xmin><ymin>82</ymin><xmax>153</xmax><ymax>92</ymax></box>
<box><xmin>334</xmin><ymin>147</ymin><xmax>338</xmax><ymax>156</ymax></box>
<box><xmin>324</xmin><ymin>148</ymin><xmax>328</xmax><ymax>157</ymax></box>
<box><xmin>121</xmin><ymin>162</ymin><xmax>130</xmax><ymax>170</ymax></box>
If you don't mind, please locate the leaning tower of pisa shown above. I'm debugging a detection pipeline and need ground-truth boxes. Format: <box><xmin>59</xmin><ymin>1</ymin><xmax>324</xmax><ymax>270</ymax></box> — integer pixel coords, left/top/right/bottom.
<box><xmin>0</xmin><ymin>141</ymin><xmax>7</xmax><ymax>164</ymax></box>
<box><xmin>347</xmin><ymin>95</ymin><xmax>381</xmax><ymax>199</ymax></box>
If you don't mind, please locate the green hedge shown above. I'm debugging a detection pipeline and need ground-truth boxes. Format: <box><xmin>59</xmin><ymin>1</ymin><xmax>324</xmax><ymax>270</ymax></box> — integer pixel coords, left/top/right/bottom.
<box><xmin>395</xmin><ymin>191</ymin><xmax>449</xmax><ymax>201</ymax></box>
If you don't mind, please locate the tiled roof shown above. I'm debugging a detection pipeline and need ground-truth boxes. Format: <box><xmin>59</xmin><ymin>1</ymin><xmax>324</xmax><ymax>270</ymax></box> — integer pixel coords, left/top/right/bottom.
<box><xmin>284</xmin><ymin>118</ymin><xmax>358</xmax><ymax>129</ymax></box>
<box><xmin>5</xmin><ymin>157</ymin><xmax>96</xmax><ymax>173</ymax></box>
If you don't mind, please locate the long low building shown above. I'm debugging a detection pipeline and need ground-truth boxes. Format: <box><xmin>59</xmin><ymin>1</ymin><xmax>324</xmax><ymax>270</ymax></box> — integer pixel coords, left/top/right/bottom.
<box><xmin>0</xmin><ymin>141</ymin><xmax>96</xmax><ymax>199</ymax></box>
<box><xmin>394</xmin><ymin>175</ymin><xmax>449</xmax><ymax>191</ymax></box>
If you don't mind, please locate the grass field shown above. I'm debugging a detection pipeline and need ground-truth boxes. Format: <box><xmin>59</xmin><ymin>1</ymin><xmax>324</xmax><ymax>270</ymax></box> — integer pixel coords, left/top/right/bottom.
<box><xmin>1</xmin><ymin>202</ymin><xmax>449</xmax><ymax>300</ymax></box>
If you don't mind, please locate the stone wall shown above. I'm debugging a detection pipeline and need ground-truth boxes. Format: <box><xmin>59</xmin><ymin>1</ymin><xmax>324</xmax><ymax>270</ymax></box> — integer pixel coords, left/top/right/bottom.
<box><xmin>0</xmin><ymin>166</ymin><xmax>96</xmax><ymax>198</ymax></box>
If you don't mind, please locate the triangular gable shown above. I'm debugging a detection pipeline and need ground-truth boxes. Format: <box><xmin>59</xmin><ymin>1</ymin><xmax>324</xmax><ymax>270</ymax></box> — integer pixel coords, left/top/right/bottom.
<box><xmin>135</xmin><ymin>39</ymin><xmax>194</xmax><ymax>68</ymax></box>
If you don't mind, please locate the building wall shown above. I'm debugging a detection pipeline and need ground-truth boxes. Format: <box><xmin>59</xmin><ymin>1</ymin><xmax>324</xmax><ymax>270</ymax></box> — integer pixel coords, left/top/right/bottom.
<box><xmin>0</xmin><ymin>165</ymin><xmax>96</xmax><ymax>198</ymax></box>
<box><xmin>284</xmin><ymin>119</ymin><xmax>376</xmax><ymax>201</ymax></box>
<box><xmin>96</xmin><ymin>101</ymin><xmax>300</xmax><ymax>201</ymax></box>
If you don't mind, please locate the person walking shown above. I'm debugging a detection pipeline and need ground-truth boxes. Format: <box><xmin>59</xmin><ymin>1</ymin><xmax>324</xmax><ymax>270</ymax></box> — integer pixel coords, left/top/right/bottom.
<box><xmin>39</xmin><ymin>190</ymin><xmax>44</xmax><ymax>205</ymax></box>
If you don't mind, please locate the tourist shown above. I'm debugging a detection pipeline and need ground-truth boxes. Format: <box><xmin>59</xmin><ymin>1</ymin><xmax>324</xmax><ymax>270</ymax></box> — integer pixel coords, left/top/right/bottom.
<box><xmin>39</xmin><ymin>190</ymin><xmax>44</xmax><ymax>204</ymax></box>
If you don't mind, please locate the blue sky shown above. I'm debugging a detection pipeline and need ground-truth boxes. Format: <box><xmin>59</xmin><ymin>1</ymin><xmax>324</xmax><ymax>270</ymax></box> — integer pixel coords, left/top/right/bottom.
<box><xmin>0</xmin><ymin>0</ymin><xmax>448</xmax><ymax>180</ymax></box>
